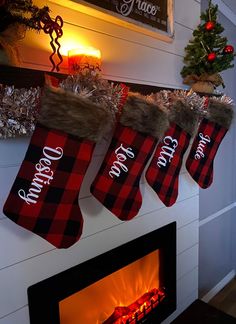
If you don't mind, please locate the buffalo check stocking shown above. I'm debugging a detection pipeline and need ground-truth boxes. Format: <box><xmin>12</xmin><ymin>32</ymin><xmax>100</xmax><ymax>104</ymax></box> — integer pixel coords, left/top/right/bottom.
<box><xmin>90</xmin><ymin>123</ymin><xmax>157</xmax><ymax>220</ymax></box>
<box><xmin>3</xmin><ymin>123</ymin><xmax>95</xmax><ymax>248</ymax></box>
<box><xmin>185</xmin><ymin>118</ymin><xmax>227</xmax><ymax>189</ymax></box>
<box><xmin>145</xmin><ymin>123</ymin><xmax>191</xmax><ymax>207</ymax></box>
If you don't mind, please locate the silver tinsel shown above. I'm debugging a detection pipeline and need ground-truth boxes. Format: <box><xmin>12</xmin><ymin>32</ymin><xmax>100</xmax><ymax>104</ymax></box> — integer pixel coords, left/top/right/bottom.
<box><xmin>172</xmin><ymin>89</ymin><xmax>206</xmax><ymax>115</ymax></box>
<box><xmin>147</xmin><ymin>90</ymin><xmax>172</xmax><ymax>109</ymax></box>
<box><xmin>0</xmin><ymin>76</ymin><xmax>234</xmax><ymax>140</ymax></box>
<box><xmin>212</xmin><ymin>94</ymin><xmax>234</xmax><ymax>106</ymax></box>
<box><xmin>147</xmin><ymin>89</ymin><xmax>216</xmax><ymax>117</ymax></box>
<box><xmin>59</xmin><ymin>72</ymin><xmax>127</xmax><ymax>122</ymax></box>
<box><xmin>0</xmin><ymin>85</ymin><xmax>41</xmax><ymax>139</ymax></box>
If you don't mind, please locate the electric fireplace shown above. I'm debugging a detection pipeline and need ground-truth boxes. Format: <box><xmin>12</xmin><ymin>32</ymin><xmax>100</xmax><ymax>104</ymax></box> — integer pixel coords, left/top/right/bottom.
<box><xmin>28</xmin><ymin>222</ymin><xmax>176</xmax><ymax>324</ymax></box>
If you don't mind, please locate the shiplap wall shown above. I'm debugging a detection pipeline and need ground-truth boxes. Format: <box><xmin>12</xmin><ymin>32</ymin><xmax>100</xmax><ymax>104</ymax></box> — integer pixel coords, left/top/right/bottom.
<box><xmin>199</xmin><ymin>1</ymin><xmax>236</xmax><ymax>300</ymax></box>
<box><xmin>0</xmin><ymin>1</ymin><xmax>200</xmax><ymax>323</ymax></box>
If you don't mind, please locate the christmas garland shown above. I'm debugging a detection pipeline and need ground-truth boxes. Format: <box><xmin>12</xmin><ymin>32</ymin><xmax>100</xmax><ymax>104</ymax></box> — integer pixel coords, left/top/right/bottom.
<box><xmin>0</xmin><ymin>71</ymin><xmax>234</xmax><ymax>139</ymax></box>
<box><xmin>0</xmin><ymin>84</ymin><xmax>41</xmax><ymax>138</ymax></box>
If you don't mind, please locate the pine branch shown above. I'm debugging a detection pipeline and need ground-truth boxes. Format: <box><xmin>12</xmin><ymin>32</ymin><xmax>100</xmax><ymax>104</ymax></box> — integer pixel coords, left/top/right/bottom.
<box><xmin>0</xmin><ymin>0</ymin><xmax>50</xmax><ymax>32</ymax></box>
<box><xmin>181</xmin><ymin>0</ymin><xmax>235</xmax><ymax>84</ymax></box>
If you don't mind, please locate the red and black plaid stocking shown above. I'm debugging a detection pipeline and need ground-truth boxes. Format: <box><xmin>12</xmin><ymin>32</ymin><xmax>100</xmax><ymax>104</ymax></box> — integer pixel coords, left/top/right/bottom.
<box><xmin>91</xmin><ymin>93</ymin><xmax>169</xmax><ymax>220</ymax></box>
<box><xmin>146</xmin><ymin>100</ymin><xmax>199</xmax><ymax>207</ymax></box>
<box><xmin>186</xmin><ymin>98</ymin><xmax>233</xmax><ymax>189</ymax></box>
<box><xmin>3</xmin><ymin>87</ymin><xmax>112</xmax><ymax>248</ymax></box>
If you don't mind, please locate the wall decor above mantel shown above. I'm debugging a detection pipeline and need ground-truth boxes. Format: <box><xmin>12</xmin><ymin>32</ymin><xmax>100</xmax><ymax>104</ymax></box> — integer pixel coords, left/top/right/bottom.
<box><xmin>50</xmin><ymin>0</ymin><xmax>174</xmax><ymax>42</ymax></box>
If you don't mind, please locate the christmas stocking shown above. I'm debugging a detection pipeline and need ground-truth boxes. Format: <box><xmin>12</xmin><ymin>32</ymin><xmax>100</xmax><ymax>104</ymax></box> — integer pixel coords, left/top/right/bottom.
<box><xmin>3</xmin><ymin>87</ymin><xmax>112</xmax><ymax>248</ymax></box>
<box><xmin>186</xmin><ymin>98</ymin><xmax>233</xmax><ymax>189</ymax></box>
<box><xmin>145</xmin><ymin>100</ymin><xmax>199</xmax><ymax>207</ymax></box>
<box><xmin>90</xmin><ymin>93</ymin><xmax>169</xmax><ymax>221</ymax></box>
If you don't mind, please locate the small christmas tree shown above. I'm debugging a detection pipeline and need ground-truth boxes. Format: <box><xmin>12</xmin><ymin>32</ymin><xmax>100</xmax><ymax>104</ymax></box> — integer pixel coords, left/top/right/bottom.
<box><xmin>181</xmin><ymin>0</ymin><xmax>235</xmax><ymax>93</ymax></box>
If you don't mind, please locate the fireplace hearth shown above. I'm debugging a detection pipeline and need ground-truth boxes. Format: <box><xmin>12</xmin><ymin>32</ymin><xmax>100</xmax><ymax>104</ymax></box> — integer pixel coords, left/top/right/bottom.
<box><xmin>28</xmin><ymin>222</ymin><xmax>176</xmax><ymax>324</ymax></box>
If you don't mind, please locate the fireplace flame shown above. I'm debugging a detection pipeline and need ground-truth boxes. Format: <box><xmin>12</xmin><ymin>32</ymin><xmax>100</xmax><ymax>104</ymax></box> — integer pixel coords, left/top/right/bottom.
<box><xmin>59</xmin><ymin>250</ymin><xmax>161</xmax><ymax>324</ymax></box>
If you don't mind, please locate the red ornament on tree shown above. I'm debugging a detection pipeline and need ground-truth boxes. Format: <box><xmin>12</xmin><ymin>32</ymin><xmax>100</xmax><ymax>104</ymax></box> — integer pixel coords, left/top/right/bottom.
<box><xmin>223</xmin><ymin>45</ymin><xmax>234</xmax><ymax>54</ymax></box>
<box><xmin>207</xmin><ymin>52</ymin><xmax>216</xmax><ymax>62</ymax></box>
<box><xmin>205</xmin><ymin>21</ymin><xmax>215</xmax><ymax>31</ymax></box>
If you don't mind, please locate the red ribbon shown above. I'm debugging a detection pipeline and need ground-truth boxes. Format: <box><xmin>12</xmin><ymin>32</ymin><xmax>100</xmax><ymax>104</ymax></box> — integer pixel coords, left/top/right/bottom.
<box><xmin>40</xmin><ymin>14</ymin><xmax>63</xmax><ymax>72</ymax></box>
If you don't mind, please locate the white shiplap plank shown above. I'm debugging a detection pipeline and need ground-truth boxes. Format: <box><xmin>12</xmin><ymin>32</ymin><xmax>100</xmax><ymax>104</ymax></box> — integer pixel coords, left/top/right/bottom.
<box><xmin>0</xmin><ymin>218</ymin><xmax>53</xmax><ymax>270</ymax></box>
<box><xmin>181</xmin><ymin>139</ymin><xmax>194</xmax><ymax>174</ymax></box>
<box><xmin>177</xmin><ymin>267</ymin><xmax>198</xmax><ymax>305</ymax></box>
<box><xmin>0</xmin><ymin>195</ymin><xmax>198</xmax><ymax>270</ymax></box>
<box><xmin>0</xmin><ymin>138</ymin><xmax>29</xmax><ymax>167</ymax></box>
<box><xmin>80</xmin><ymin>194</ymin><xmax>199</xmax><ymax>241</ymax></box>
<box><xmin>0</xmin><ymin>167</ymin><xmax>20</xmax><ymax>218</ymax></box>
<box><xmin>177</xmin><ymin>244</ymin><xmax>199</xmax><ymax>280</ymax></box>
<box><xmin>175</xmin><ymin>0</ymin><xmax>200</xmax><ymax>28</ymax></box>
<box><xmin>177</xmin><ymin>220</ymin><xmax>199</xmax><ymax>254</ymax></box>
<box><xmin>78</xmin><ymin>152</ymin><xmax>111</xmax><ymax>199</ymax></box>
<box><xmin>0</xmin><ymin>306</ymin><xmax>29</xmax><ymax>324</ymax></box>
<box><xmin>140</xmin><ymin>173</ymin><xmax>198</xmax><ymax>214</ymax></box>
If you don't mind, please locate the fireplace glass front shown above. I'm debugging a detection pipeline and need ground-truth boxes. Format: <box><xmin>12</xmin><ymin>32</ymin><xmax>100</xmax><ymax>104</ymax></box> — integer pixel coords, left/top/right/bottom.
<box><xmin>28</xmin><ymin>222</ymin><xmax>176</xmax><ymax>324</ymax></box>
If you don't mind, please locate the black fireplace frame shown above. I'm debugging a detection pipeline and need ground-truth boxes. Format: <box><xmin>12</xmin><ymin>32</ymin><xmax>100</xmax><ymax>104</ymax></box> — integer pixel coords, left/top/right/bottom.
<box><xmin>28</xmin><ymin>222</ymin><xmax>176</xmax><ymax>324</ymax></box>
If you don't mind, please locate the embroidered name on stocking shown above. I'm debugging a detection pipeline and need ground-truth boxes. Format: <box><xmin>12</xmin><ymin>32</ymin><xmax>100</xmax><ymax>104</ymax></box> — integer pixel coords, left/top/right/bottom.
<box><xmin>91</xmin><ymin>123</ymin><xmax>157</xmax><ymax>220</ymax></box>
<box><xmin>109</xmin><ymin>143</ymin><xmax>135</xmax><ymax>178</ymax></box>
<box><xmin>194</xmin><ymin>133</ymin><xmax>211</xmax><ymax>160</ymax></box>
<box><xmin>157</xmin><ymin>136</ymin><xmax>178</xmax><ymax>168</ymax></box>
<box><xmin>18</xmin><ymin>146</ymin><xmax>64</xmax><ymax>205</ymax></box>
<box><xmin>146</xmin><ymin>123</ymin><xmax>191</xmax><ymax>207</ymax></box>
<box><xmin>186</xmin><ymin>116</ymin><xmax>229</xmax><ymax>189</ymax></box>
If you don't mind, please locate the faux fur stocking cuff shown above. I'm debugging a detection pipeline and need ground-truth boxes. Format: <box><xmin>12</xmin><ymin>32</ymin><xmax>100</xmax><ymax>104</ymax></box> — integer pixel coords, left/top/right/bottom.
<box><xmin>119</xmin><ymin>92</ymin><xmax>169</xmax><ymax>139</ymax></box>
<box><xmin>169</xmin><ymin>100</ymin><xmax>199</xmax><ymax>136</ymax></box>
<box><xmin>39</xmin><ymin>87</ymin><xmax>113</xmax><ymax>142</ymax></box>
<box><xmin>208</xmin><ymin>99</ymin><xmax>234</xmax><ymax>129</ymax></box>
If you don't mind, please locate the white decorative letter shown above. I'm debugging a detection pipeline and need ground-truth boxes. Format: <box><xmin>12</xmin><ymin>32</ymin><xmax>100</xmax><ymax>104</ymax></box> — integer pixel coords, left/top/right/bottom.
<box><xmin>116</xmin><ymin>0</ymin><xmax>135</xmax><ymax>17</ymax></box>
<box><xmin>109</xmin><ymin>143</ymin><xmax>135</xmax><ymax>178</ymax></box>
<box><xmin>43</xmin><ymin>146</ymin><xmax>63</xmax><ymax>160</ymax></box>
<box><xmin>18</xmin><ymin>145</ymin><xmax>64</xmax><ymax>205</ymax></box>
<box><xmin>157</xmin><ymin>136</ymin><xmax>178</xmax><ymax>168</ymax></box>
<box><xmin>18</xmin><ymin>189</ymin><xmax>37</xmax><ymax>205</ymax></box>
<box><xmin>194</xmin><ymin>133</ymin><xmax>211</xmax><ymax>160</ymax></box>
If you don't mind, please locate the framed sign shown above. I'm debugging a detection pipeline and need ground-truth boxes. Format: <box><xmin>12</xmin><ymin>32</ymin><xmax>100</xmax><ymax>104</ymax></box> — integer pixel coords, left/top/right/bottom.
<box><xmin>51</xmin><ymin>0</ymin><xmax>174</xmax><ymax>42</ymax></box>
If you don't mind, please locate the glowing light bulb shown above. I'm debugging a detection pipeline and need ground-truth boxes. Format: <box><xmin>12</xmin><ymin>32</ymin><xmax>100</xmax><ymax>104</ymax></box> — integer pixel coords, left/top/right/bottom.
<box><xmin>68</xmin><ymin>46</ymin><xmax>101</xmax><ymax>74</ymax></box>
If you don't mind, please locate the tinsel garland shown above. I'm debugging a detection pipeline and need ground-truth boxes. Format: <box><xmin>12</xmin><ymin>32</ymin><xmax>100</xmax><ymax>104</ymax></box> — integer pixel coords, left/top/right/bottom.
<box><xmin>0</xmin><ymin>85</ymin><xmax>40</xmax><ymax>138</ymax></box>
<box><xmin>0</xmin><ymin>72</ymin><xmax>234</xmax><ymax>139</ymax></box>
<box><xmin>59</xmin><ymin>73</ymin><xmax>126</xmax><ymax>121</ymax></box>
